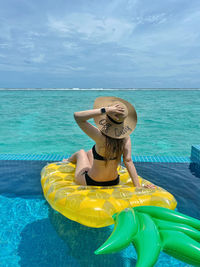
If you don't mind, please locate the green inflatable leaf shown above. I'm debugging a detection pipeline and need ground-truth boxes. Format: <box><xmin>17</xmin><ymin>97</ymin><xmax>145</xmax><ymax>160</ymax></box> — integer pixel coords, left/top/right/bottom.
<box><xmin>132</xmin><ymin>212</ymin><xmax>161</xmax><ymax>267</ymax></box>
<box><xmin>95</xmin><ymin>208</ymin><xmax>138</xmax><ymax>254</ymax></box>
<box><xmin>95</xmin><ymin>206</ymin><xmax>200</xmax><ymax>266</ymax></box>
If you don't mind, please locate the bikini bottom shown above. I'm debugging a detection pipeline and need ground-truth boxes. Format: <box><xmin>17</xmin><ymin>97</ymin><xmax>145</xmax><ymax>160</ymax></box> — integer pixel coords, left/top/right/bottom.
<box><xmin>84</xmin><ymin>171</ymin><xmax>120</xmax><ymax>186</ymax></box>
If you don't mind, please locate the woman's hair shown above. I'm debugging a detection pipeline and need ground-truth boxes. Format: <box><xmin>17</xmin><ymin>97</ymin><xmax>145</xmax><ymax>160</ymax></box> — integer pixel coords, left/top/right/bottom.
<box><xmin>102</xmin><ymin>132</ymin><xmax>124</xmax><ymax>164</ymax></box>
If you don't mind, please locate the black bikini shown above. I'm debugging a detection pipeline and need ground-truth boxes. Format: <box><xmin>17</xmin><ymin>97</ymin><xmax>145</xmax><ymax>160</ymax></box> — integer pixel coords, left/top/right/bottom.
<box><xmin>85</xmin><ymin>172</ymin><xmax>119</xmax><ymax>186</ymax></box>
<box><xmin>92</xmin><ymin>145</ymin><xmax>117</xmax><ymax>161</ymax></box>
<box><xmin>84</xmin><ymin>145</ymin><xmax>120</xmax><ymax>186</ymax></box>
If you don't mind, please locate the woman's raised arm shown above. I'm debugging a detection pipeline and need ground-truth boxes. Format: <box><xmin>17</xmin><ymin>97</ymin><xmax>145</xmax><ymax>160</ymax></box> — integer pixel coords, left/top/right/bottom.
<box><xmin>74</xmin><ymin>108</ymin><xmax>102</xmax><ymax>122</ymax></box>
<box><xmin>74</xmin><ymin>109</ymin><xmax>103</xmax><ymax>143</ymax></box>
<box><xmin>74</xmin><ymin>105</ymin><xmax>125</xmax><ymax>142</ymax></box>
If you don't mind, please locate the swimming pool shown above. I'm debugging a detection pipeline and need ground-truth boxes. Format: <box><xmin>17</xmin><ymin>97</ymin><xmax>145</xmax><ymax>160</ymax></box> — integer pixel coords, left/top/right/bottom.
<box><xmin>0</xmin><ymin>152</ymin><xmax>199</xmax><ymax>267</ymax></box>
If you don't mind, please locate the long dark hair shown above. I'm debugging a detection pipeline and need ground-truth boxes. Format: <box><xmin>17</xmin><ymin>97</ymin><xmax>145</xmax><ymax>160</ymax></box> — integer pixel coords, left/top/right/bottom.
<box><xmin>102</xmin><ymin>132</ymin><xmax>124</xmax><ymax>164</ymax></box>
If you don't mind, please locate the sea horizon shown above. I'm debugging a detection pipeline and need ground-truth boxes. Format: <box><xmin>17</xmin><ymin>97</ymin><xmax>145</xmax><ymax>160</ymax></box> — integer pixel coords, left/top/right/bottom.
<box><xmin>0</xmin><ymin>87</ymin><xmax>200</xmax><ymax>91</ymax></box>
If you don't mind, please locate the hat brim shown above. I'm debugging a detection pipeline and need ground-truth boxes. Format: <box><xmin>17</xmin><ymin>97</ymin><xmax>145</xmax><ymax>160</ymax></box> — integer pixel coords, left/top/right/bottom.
<box><xmin>93</xmin><ymin>96</ymin><xmax>137</xmax><ymax>139</ymax></box>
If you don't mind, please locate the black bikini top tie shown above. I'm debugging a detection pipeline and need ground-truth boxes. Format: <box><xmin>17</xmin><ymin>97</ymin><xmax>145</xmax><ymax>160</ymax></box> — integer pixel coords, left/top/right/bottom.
<box><xmin>92</xmin><ymin>145</ymin><xmax>117</xmax><ymax>161</ymax></box>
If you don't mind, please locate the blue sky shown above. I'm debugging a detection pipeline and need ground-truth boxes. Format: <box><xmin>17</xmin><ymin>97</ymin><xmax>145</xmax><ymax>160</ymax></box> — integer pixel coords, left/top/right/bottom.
<box><xmin>0</xmin><ymin>0</ymin><xmax>200</xmax><ymax>88</ymax></box>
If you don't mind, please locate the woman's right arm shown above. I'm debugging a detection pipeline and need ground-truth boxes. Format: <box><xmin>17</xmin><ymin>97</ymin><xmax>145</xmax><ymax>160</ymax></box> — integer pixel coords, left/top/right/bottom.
<box><xmin>123</xmin><ymin>137</ymin><xmax>156</xmax><ymax>188</ymax></box>
<box><xmin>74</xmin><ymin>105</ymin><xmax>125</xmax><ymax>142</ymax></box>
<box><xmin>123</xmin><ymin>136</ymin><xmax>141</xmax><ymax>187</ymax></box>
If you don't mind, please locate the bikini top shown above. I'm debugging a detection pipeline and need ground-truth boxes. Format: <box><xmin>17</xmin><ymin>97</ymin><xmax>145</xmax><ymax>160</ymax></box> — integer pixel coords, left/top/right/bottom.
<box><xmin>92</xmin><ymin>145</ymin><xmax>117</xmax><ymax>161</ymax></box>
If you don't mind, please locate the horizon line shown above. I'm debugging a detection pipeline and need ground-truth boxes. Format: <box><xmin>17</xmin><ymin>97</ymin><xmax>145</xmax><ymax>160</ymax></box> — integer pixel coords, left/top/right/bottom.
<box><xmin>0</xmin><ymin>87</ymin><xmax>200</xmax><ymax>91</ymax></box>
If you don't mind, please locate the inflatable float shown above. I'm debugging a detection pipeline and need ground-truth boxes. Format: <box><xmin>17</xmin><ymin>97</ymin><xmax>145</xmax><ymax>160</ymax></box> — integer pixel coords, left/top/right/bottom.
<box><xmin>95</xmin><ymin>206</ymin><xmax>200</xmax><ymax>266</ymax></box>
<box><xmin>41</xmin><ymin>161</ymin><xmax>177</xmax><ymax>228</ymax></box>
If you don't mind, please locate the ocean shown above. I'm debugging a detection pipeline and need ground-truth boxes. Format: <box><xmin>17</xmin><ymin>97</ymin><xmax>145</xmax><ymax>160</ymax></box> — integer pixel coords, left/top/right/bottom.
<box><xmin>0</xmin><ymin>89</ymin><xmax>199</xmax><ymax>156</ymax></box>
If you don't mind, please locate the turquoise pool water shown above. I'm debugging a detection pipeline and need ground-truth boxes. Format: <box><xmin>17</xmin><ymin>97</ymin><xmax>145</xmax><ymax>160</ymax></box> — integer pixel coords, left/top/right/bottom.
<box><xmin>1</xmin><ymin>159</ymin><xmax>199</xmax><ymax>267</ymax></box>
<box><xmin>0</xmin><ymin>89</ymin><xmax>200</xmax><ymax>156</ymax></box>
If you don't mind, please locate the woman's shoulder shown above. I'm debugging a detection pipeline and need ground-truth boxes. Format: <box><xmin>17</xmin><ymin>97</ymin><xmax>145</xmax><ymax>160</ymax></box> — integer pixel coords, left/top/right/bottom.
<box><xmin>95</xmin><ymin>134</ymin><xmax>106</xmax><ymax>148</ymax></box>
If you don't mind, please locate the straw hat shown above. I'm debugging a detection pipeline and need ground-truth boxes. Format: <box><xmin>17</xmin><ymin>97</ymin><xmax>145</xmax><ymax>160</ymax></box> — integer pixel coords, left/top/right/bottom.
<box><xmin>93</xmin><ymin>96</ymin><xmax>137</xmax><ymax>139</ymax></box>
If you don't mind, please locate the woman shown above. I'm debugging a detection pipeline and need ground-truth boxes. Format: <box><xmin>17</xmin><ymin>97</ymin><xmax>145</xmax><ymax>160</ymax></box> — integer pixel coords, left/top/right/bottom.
<box><xmin>64</xmin><ymin>96</ymin><xmax>154</xmax><ymax>188</ymax></box>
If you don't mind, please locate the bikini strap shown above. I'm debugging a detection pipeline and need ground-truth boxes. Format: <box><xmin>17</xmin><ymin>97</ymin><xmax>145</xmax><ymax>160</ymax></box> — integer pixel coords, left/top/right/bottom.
<box><xmin>92</xmin><ymin>145</ymin><xmax>117</xmax><ymax>161</ymax></box>
<box><xmin>92</xmin><ymin>145</ymin><xmax>105</xmax><ymax>160</ymax></box>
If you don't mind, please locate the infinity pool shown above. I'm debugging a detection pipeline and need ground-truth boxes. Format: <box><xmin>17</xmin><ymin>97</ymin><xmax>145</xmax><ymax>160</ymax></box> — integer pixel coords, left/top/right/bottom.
<box><xmin>0</xmin><ymin>157</ymin><xmax>199</xmax><ymax>266</ymax></box>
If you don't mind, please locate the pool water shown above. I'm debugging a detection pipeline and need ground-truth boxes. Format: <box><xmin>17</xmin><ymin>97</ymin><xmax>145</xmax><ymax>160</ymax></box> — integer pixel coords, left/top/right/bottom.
<box><xmin>0</xmin><ymin>159</ymin><xmax>199</xmax><ymax>267</ymax></box>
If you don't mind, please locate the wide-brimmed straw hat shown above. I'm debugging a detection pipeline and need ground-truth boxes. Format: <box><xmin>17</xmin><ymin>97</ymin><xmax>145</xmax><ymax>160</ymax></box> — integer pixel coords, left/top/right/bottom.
<box><xmin>93</xmin><ymin>96</ymin><xmax>137</xmax><ymax>139</ymax></box>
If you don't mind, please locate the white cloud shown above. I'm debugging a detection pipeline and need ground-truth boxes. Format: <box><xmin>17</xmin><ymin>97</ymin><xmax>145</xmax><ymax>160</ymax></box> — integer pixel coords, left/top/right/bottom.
<box><xmin>48</xmin><ymin>17</ymin><xmax>72</xmax><ymax>34</ymax></box>
<box><xmin>31</xmin><ymin>54</ymin><xmax>45</xmax><ymax>63</ymax></box>
<box><xmin>122</xmin><ymin>8</ymin><xmax>200</xmax><ymax>54</ymax></box>
<box><xmin>43</xmin><ymin>64</ymin><xmax>85</xmax><ymax>74</ymax></box>
<box><xmin>0</xmin><ymin>62</ymin><xmax>39</xmax><ymax>72</ymax></box>
<box><xmin>62</xmin><ymin>42</ymin><xmax>80</xmax><ymax>50</ymax></box>
<box><xmin>20</xmin><ymin>41</ymin><xmax>35</xmax><ymax>50</ymax></box>
<box><xmin>1</xmin><ymin>0</ymin><xmax>200</xmax><ymax>87</ymax></box>
<box><xmin>136</xmin><ymin>13</ymin><xmax>167</xmax><ymax>24</ymax></box>
<box><xmin>0</xmin><ymin>43</ymin><xmax>10</xmax><ymax>48</ymax></box>
<box><xmin>28</xmin><ymin>31</ymin><xmax>46</xmax><ymax>37</ymax></box>
<box><xmin>48</xmin><ymin>13</ymin><xmax>135</xmax><ymax>43</ymax></box>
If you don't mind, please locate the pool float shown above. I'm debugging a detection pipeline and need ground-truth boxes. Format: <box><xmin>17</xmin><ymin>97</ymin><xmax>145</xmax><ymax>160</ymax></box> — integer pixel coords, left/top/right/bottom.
<box><xmin>95</xmin><ymin>206</ymin><xmax>200</xmax><ymax>266</ymax></box>
<box><xmin>41</xmin><ymin>161</ymin><xmax>177</xmax><ymax>228</ymax></box>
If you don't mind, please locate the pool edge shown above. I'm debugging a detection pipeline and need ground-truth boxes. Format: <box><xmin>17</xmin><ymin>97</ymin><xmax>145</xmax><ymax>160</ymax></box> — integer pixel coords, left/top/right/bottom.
<box><xmin>0</xmin><ymin>144</ymin><xmax>199</xmax><ymax>163</ymax></box>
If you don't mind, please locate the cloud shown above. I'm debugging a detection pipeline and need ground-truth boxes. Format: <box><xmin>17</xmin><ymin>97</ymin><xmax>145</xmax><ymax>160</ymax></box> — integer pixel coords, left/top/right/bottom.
<box><xmin>48</xmin><ymin>13</ymin><xmax>134</xmax><ymax>44</ymax></box>
<box><xmin>0</xmin><ymin>43</ymin><xmax>10</xmax><ymax>48</ymax></box>
<box><xmin>62</xmin><ymin>42</ymin><xmax>80</xmax><ymax>50</ymax></box>
<box><xmin>0</xmin><ymin>0</ymin><xmax>200</xmax><ymax>88</ymax></box>
<box><xmin>46</xmin><ymin>65</ymin><xmax>85</xmax><ymax>74</ymax></box>
<box><xmin>20</xmin><ymin>41</ymin><xmax>35</xmax><ymax>50</ymax></box>
<box><xmin>31</xmin><ymin>54</ymin><xmax>45</xmax><ymax>63</ymax></box>
<box><xmin>135</xmin><ymin>13</ymin><xmax>167</xmax><ymax>25</ymax></box>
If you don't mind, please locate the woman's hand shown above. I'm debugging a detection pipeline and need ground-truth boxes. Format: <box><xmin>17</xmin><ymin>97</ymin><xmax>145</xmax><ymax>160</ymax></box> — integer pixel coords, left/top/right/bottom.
<box><xmin>106</xmin><ymin>104</ymin><xmax>125</xmax><ymax>120</ymax></box>
<box><xmin>143</xmin><ymin>184</ymin><xmax>156</xmax><ymax>189</ymax></box>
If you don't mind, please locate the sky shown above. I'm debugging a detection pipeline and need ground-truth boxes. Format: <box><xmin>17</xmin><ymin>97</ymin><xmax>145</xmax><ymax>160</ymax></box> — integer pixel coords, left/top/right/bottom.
<box><xmin>0</xmin><ymin>0</ymin><xmax>200</xmax><ymax>88</ymax></box>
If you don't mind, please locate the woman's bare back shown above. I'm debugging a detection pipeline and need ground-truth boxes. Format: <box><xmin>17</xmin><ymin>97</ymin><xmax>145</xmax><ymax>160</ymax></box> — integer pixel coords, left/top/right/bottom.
<box><xmin>87</xmin><ymin>136</ymin><xmax>121</xmax><ymax>181</ymax></box>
